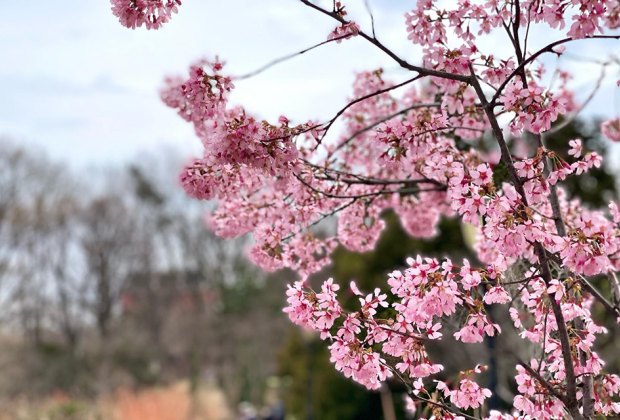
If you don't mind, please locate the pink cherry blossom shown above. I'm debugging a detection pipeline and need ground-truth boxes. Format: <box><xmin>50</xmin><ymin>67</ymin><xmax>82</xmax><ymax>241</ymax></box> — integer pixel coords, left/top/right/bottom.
<box><xmin>448</xmin><ymin>378</ymin><xmax>492</xmax><ymax>410</ymax></box>
<box><xmin>568</xmin><ymin>139</ymin><xmax>583</xmax><ymax>158</ymax></box>
<box><xmin>483</xmin><ymin>286</ymin><xmax>511</xmax><ymax>304</ymax></box>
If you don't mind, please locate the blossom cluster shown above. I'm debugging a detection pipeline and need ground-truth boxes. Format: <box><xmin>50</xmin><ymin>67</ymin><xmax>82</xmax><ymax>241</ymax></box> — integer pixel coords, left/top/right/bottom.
<box><xmin>501</xmin><ymin>80</ymin><xmax>569</xmax><ymax>134</ymax></box>
<box><xmin>111</xmin><ymin>0</ymin><xmax>181</xmax><ymax>30</ymax></box>
<box><xmin>283</xmin><ymin>256</ymin><xmax>506</xmax><ymax>398</ymax></box>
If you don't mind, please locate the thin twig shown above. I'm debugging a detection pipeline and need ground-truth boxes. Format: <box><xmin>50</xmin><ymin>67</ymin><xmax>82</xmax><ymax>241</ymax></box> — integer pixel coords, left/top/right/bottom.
<box><xmin>293</xmin><ymin>171</ymin><xmax>445</xmax><ymax>200</ymax></box>
<box><xmin>546</xmin><ymin>61</ymin><xmax>609</xmax><ymax>135</ymax></box>
<box><xmin>236</xmin><ymin>34</ymin><xmax>351</xmax><ymax>80</ymax></box>
<box><xmin>363</xmin><ymin>0</ymin><xmax>376</xmax><ymax>39</ymax></box>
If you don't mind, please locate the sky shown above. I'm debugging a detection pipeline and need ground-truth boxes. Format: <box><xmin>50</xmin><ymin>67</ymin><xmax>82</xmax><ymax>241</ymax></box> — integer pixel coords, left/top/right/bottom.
<box><xmin>1</xmin><ymin>1</ymin><xmax>619</xmax><ymax>169</ymax></box>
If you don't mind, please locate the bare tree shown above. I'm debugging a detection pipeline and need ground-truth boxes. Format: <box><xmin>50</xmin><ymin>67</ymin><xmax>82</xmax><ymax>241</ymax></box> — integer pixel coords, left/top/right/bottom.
<box><xmin>80</xmin><ymin>192</ymin><xmax>137</xmax><ymax>340</ymax></box>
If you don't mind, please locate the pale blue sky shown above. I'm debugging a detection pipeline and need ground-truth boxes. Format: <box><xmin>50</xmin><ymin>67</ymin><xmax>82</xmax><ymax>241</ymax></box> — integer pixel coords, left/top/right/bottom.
<box><xmin>0</xmin><ymin>1</ymin><xmax>618</xmax><ymax>168</ymax></box>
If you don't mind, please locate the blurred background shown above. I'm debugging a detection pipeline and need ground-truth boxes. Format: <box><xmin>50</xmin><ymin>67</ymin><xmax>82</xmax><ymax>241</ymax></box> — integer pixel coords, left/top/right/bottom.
<box><xmin>1</xmin><ymin>1</ymin><xmax>619</xmax><ymax>419</ymax></box>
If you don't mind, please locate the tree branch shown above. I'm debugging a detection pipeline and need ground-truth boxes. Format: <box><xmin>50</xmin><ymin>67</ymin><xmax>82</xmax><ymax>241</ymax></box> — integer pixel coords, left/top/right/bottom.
<box><xmin>298</xmin><ymin>0</ymin><xmax>471</xmax><ymax>83</ymax></box>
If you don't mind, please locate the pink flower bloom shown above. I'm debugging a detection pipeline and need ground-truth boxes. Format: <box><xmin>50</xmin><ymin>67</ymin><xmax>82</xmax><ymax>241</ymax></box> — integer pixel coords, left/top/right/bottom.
<box><xmin>568</xmin><ymin>139</ymin><xmax>582</xmax><ymax>158</ymax></box>
<box><xmin>484</xmin><ymin>286</ymin><xmax>511</xmax><ymax>304</ymax></box>
<box><xmin>546</xmin><ymin>279</ymin><xmax>565</xmax><ymax>302</ymax></box>
<box><xmin>470</xmin><ymin>163</ymin><xmax>493</xmax><ymax>186</ymax></box>
<box><xmin>460</xmin><ymin>260</ymin><xmax>482</xmax><ymax>290</ymax></box>
<box><xmin>515</xmin><ymin>364</ymin><xmax>537</xmax><ymax>396</ymax></box>
<box><xmin>338</xmin><ymin>201</ymin><xmax>386</xmax><ymax>252</ymax></box>
<box><xmin>454</xmin><ymin>314</ymin><xmax>500</xmax><ymax>343</ymax></box>
<box><xmin>349</xmin><ymin>280</ymin><xmax>363</xmax><ymax>296</ymax></box>
<box><xmin>509</xmin><ymin>307</ymin><xmax>523</xmax><ymax>329</ymax></box>
<box><xmin>447</xmin><ymin>379</ymin><xmax>492</xmax><ymax>410</ymax></box>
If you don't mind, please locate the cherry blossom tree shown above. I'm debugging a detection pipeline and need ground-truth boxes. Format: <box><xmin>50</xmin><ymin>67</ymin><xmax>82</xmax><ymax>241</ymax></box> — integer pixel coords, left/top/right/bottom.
<box><xmin>111</xmin><ymin>1</ymin><xmax>620</xmax><ymax>418</ymax></box>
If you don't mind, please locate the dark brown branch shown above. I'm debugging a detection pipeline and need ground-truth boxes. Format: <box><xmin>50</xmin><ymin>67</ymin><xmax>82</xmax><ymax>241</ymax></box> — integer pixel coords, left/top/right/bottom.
<box><xmin>303</xmin><ymin>160</ymin><xmax>445</xmax><ymax>188</ymax></box>
<box><xmin>490</xmin><ymin>35</ymin><xmax>620</xmax><ymax>106</ymax></box>
<box><xmin>317</xmin><ymin>175</ymin><xmax>444</xmax><ymax>188</ymax></box>
<box><xmin>468</xmin><ymin>65</ymin><xmax>523</xmax><ymax>195</ymax></box>
<box><xmin>511</xmin><ymin>0</ymin><xmax>528</xmax><ymax>86</ymax></box>
<box><xmin>537</xmin><ymin>126</ymin><xmax>594</xmax><ymax>417</ymax></box>
<box><xmin>538</xmin><ymin>309</ymin><xmax>550</xmax><ymax>374</ymax></box>
<box><xmin>523</xmin><ymin>2</ymin><xmax>535</xmax><ymax>57</ymax></box>
<box><xmin>298</xmin><ymin>0</ymin><xmax>471</xmax><ymax>83</ymax></box>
